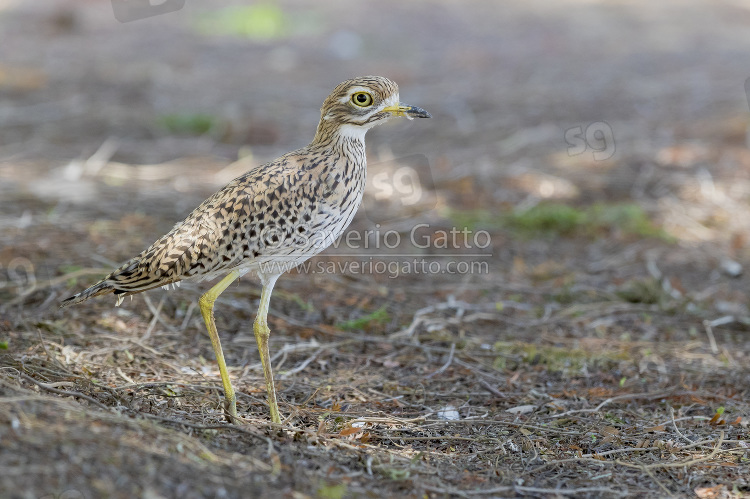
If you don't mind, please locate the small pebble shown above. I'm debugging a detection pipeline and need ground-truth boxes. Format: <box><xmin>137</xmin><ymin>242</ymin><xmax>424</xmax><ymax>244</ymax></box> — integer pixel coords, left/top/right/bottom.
<box><xmin>437</xmin><ymin>405</ymin><xmax>460</xmax><ymax>420</ymax></box>
<box><xmin>720</xmin><ymin>258</ymin><xmax>743</xmax><ymax>277</ymax></box>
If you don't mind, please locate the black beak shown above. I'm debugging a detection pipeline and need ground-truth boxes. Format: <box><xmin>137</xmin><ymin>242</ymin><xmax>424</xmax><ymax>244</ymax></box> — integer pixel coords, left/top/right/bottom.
<box><xmin>403</xmin><ymin>105</ymin><xmax>432</xmax><ymax>119</ymax></box>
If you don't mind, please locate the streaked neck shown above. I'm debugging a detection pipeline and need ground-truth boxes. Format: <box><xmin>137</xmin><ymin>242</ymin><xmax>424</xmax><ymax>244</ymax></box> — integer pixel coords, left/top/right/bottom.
<box><xmin>312</xmin><ymin>119</ymin><xmax>371</xmax><ymax>150</ymax></box>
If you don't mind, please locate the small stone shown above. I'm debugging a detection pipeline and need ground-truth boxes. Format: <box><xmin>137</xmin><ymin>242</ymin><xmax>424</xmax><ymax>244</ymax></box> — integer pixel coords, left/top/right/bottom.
<box><xmin>506</xmin><ymin>404</ymin><xmax>536</xmax><ymax>414</ymax></box>
<box><xmin>720</xmin><ymin>259</ymin><xmax>743</xmax><ymax>277</ymax></box>
<box><xmin>437</xmin><ymin>405</ymin><xmax>460</xmax><ymax>420</ymax></box>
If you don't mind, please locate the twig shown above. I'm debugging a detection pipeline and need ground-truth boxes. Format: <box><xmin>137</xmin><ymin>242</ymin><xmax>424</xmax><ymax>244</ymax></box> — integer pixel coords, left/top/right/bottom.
<box><xmin>511</xmin><ymin>486</ymin><xmax>626</xmax><ymax>497</ymax></box>
<box><xmin>523</xmin><ymin>435</ymin><xmax>730</xmax><ymax>477</ymax></box>
<box><xmin>580</xmin><ymin>446</ymin><xmax>663</xmax><ymax>458</ymax></box>
<box><xmin>642</xmin><ymin>465</ymin><xmax>675</xmax><ymax>497</ymax></box>
<box><xmin>35</xmin><ymin>328</ymin><xmax>65</xmax><ymax>370</ymax></box>
<box><xmin>17</xmin><ymin>372</ymin><xmax>111</xmax><ymax>412</ymax></box>
<box><xmin>118</xmin><ymin>409</ymin><xmax>273</xmax><ymax>468</ymax></box>
<box><xmin>425</xmin><ymin>343</ymin><xmax>455</xmax><ymax>379</ymax></box>
<box><xmin>600</xmin><ymin>435</ymin><xmax>727</xmax><ymax>458</ymax></box>
<box><xmin>94</xmin><ymin>333</ymin><xmax>163</xmax><ymax>356</ymax></box>
<box><xmin>347</xmin><ymin>415</ymin><xmax>428</xmax><ymax>426</ymax></box>
<box><xmin>279</xmin><ymin>347</ymin><xmax>324</xmax><ymax>379</ymax></box>
<box><xmin>116</xmin><ymin>367</ymin><xmax>135</xmax><ymax>384</ymax></box>
<box><xmin>669</xmin><ymin>406</ymin><xmax>694</xmax><ymax>445</ymax></box>
<box><xmin>422</xmin><ymin>483</ymin><xmax>626</xmax><ymax>497</ymax></box>
<box><xmin>388</xmin><ymin>297</ymin><xmax>506</xmax><ymax>339</ymax></box>
<box><xmin>702</xmin><ymin>319</ymin><xmax>720</xmax><ymax>354</ymax></box>
<box><xmin>452</xmin><ymin>358</ymin><xmax>505</xmax><ymax>383</ymax></box>
<box><xmin>142</xmin><ymin>293</ymin><xmax>175</xmax><ymax>334</ymax></box>
<box><xmin>615</xmin><ymin>431</ymin><xmax>725</xmax><ymax>470</ymax></box>
<box><xmin>84</xmin><ymin>137</ymin><xmax>119</xmax><ymax>176</ymax></box>
<box><xmin>374</xmin><ymin>435</ymin><xmax>489</xmax><ymax>443</ymax></box>
<box><xmin>179</xmin><ymin>300</ymin><xmax>198</xmax><ymax>333</ymax></box>
<box><xmin>477</xmin><ymin>379</ymin><xmax>506</xmax><ymax>398</ymax></box>
<box><xmin>264</xmin><ymin>308</ymin><xmax>465</xmax><ymax>358</ymax></box>
<box><xmin>420</xmin><ymin>483</ymin><xmax>469</xmax><ymax>498</ymax></box>
<box><xmin>141</xmin><ymin>294</ymin><xmax>166</xmax><ymax>342</ymax></box>
<box><xmin>551</xmin><ymin>390</ymin><xmax>677</xmax><ymax>418</ymax></box>
<box><xmin>242</xmin><ymin>340</ymin><xmax>343</xmax><ymax>375</ymax></box>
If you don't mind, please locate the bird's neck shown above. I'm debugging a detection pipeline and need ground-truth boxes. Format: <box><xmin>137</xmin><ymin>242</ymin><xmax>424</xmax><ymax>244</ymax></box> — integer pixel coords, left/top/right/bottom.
<box><xmin>311</xmin><ymin>119</ymin><xmax>370</xmax><ymax>151</ymax></box>
<box><xmin>309</xmin><ymin>120</ymin><xmax>368</xmax><ymax>181</ymax></box>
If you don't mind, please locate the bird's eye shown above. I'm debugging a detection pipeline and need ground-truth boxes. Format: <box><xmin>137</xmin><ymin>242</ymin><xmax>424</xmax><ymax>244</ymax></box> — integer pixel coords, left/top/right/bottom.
<box><xmin>351</xmin><ymin>92</ymin><xmax>373</xmax><ymax>107</ymax></box>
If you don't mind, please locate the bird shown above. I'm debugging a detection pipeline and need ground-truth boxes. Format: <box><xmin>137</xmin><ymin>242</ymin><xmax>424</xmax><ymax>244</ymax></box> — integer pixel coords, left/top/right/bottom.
<box><xmin>60</xmin><ymin>76</ymin><xmax>431</xmax><ymax>424</ymax></box>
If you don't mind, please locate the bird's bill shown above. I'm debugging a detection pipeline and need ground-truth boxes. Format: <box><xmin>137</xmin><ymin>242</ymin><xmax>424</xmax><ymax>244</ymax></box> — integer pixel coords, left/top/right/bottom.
<box><xmin>382</xmin><ymin>103</ymin><xmax>432</xmax><ymax>119</ymax></box>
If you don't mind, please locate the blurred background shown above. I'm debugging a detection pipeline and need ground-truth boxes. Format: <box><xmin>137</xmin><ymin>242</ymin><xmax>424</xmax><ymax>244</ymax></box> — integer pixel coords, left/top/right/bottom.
<box><xmin>2</xmin><ymin>1</ymin><xmax>750</xmax><ymax>496</ymax></box>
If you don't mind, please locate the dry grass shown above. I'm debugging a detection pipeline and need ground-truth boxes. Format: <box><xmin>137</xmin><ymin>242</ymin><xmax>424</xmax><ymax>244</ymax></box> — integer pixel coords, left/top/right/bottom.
<box><xmin>2</xmin><ymin>252</ymin><xmax>749</xmax><ymax>498</ymax></box>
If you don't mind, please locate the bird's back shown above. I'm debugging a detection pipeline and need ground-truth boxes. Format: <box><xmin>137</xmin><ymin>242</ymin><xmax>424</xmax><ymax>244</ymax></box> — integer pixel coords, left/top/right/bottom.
<box><xmin>61</xmin><ymin>144</ymin><xmax>367</xmax><ymax>307</ymax></box>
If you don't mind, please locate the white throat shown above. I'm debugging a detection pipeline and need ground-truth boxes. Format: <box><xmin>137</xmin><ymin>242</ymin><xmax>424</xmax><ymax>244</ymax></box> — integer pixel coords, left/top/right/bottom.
<box><xmin>335</xmin><ymin>123</ymin><xmax>371</xmax><ymax>142</ymax></box>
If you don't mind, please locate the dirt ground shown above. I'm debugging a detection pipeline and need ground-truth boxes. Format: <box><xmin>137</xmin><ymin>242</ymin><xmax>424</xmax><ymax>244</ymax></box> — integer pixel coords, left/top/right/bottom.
<box><xmin>2</xmin><ymin>0</ymin><xmax>750</xmax><ymax>497</ymax></box>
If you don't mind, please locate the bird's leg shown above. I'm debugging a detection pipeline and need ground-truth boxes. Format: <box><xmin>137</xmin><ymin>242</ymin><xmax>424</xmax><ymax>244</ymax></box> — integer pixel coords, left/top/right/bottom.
<box><xmin>199</xmin><ymin>269</ymin><xmax>242</xmax><ymax>423</ymax></box>
<box><xmin>254</xmin><ymin>274</ymin><xmax>281</xmax><ymax>424</ymax></box>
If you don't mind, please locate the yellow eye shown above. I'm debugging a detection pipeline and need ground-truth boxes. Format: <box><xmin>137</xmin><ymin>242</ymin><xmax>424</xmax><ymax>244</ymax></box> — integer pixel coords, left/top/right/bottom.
<box><xmin>351</xmin><ymin>92</ymin><xmax>373</xmax><ymax>107</ymax></box>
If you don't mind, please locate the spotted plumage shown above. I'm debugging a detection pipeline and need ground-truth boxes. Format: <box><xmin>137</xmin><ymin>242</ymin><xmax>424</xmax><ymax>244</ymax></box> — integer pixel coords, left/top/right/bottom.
<box><xmin>61</xmin><ymin>76</ymin><xmax>430</xmax><ymax>423</ymax></box>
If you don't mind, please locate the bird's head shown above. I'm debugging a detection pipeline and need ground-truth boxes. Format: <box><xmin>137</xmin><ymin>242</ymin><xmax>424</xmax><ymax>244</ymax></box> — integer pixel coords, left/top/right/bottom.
<box><xmin>314</xmin><ymin>75</ymin><xmax>431</xmax><ymax>144</ymax></box>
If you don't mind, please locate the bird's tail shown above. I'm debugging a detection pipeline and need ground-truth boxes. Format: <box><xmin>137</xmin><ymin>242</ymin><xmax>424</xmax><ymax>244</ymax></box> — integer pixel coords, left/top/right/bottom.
<box><xmin>60</xmin><ymin>257</ymin><xmax>147</xmax><ymax>308</ymax></box>
<box><xmin>59</xmin><ymin>280</ymin><xmax>117</xmax><ymax>308</ymax></box>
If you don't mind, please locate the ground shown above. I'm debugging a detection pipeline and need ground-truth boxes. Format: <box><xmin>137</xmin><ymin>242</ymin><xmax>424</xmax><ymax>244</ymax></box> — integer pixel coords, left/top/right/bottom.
<box><xmin>1</xmin><ymin>1</ymin><xmax>750</xmax><ymax>498</ymax></box>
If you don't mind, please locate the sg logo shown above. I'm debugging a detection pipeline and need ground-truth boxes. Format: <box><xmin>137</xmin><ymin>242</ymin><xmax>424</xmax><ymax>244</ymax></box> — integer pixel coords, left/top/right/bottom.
<box><xmin>363</xmin><ymin>154</ymin><xmax>435</xmax><ymax>224</ymax></box>
<box><xmin>0</xmin><ymin>257</ymin><xmax>36</xmax><ymax>290</ymax></box>
<box><xmin>111</xmin><ymin>0</ymin><xmax>186</xmax><ymax>23</ymax></box>
<box><xmin>371</xmin><ymin>166</ymin><xmax>423</xmax><ymax>207</ymax></box>
<box><xmin>565</xmin><ymin>121</ymin><xmax>615</xmax><ymax>161</ymax></box>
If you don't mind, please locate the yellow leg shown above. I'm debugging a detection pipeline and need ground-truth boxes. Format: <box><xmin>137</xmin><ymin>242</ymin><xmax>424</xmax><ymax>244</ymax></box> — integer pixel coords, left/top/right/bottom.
<box><xmin>199</xmin><ymin>270</ymin><xmax>242</xmax><ymax>422</ymax></box>
<box><xmin>254</xmin><ymin>274</ymin><xmax>281</xmax><ymax>424</ymax></box>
